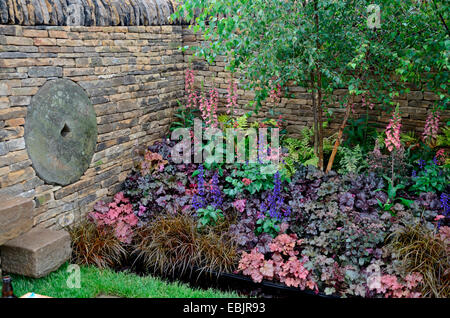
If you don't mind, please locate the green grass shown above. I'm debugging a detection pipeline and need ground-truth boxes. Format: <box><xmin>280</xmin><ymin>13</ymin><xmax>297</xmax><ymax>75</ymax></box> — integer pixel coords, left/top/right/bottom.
<box><xmin>11</xmin><ymin>263</ymin><xmax>240</xmax><ymax>298</ymax></box>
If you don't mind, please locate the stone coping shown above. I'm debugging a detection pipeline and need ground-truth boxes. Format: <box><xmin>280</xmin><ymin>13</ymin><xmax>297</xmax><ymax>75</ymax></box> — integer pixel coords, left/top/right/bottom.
<box><xmin>0</xmin><ymin>0</ymin><xmax>179</xmax><ymax>26</ymax></box>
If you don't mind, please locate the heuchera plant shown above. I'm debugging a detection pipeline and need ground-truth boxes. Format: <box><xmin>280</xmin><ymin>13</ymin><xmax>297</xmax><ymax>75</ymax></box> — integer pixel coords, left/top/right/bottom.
<box><xmin>140</xmin><ymin>150</ymin><xmax>168</xmax><ymax>176</ymax></box>
<box><xmin>368</xmin><ymin>272</ymin><xmax>423</xmax><ymax>298</ymax></box>
<box><xmin>341</xmin><ymin>173</ymin><xmax>387</xmax><ymax>214</ymax></box>
<box><xmin>89</xmin><ymin>192</ymin><xmax>138</xmax><ymax>244</ymax></box>
<box><xmin>228</xmin><ymin>194</ymin><xmax>267</xmax><ymax>252</ymax></box>
<box><xmin>233</xmin><ymin>199</ymin><xmax>246</xmax><ymax>213</ymax></box>
<box><xmin>238</xmin><ymin>234</ymin><xmax>318</xmax><ymax>291</ymax></box>
<box><xmin>124</xmin><ymin>166</ymin><xmax>194</xmax><ymax>216</ymax></box>
<box><xmin>287</xmin><ymin>166</ymin><xmax>323</xmax><ymax>202</ymax></box>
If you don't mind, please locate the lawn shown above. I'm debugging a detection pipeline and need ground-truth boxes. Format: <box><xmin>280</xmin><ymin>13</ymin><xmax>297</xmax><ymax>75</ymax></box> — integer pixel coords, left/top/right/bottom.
<box><xmin>11</xmin><ymin>263</ymin><xmax>240</xmax><ymax>298</ymax></box>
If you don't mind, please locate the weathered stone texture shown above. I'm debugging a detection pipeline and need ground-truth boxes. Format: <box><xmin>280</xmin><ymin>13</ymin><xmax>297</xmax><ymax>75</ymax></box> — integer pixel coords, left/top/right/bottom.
<box><xmin>0</xmin><ymin>197</ymin><xmax>34</xmax><ymax>245</ymax></box>
<box><xmin>25</xmin><ymin>78</ymin><xmax>97</xmax><ymax>186</ymax></box>
<box><xmin>0</xmin><ymin>24</ymin><xmax>184</xmax><ymax>229</ymax></box>
<box><xmin>0</xmin><ymin>0</ymin><xmax>177</xmax><ymax>26</ymax></box>
<box><xmin>0</xmin><ymin>227</ymin><xmax>71</xmax><ymax>278</ymax></box>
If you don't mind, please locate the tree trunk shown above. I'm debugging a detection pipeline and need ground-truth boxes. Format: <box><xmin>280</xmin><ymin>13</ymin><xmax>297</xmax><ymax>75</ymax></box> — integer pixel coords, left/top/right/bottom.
<box><xmin>311</xmin><ymin>74</ymin><xmax>319</xmax><ymax>158</ymax></box>
<box><xmin>317</xmin><ymin>74</ymin><xmax>324</xmax><ymax>171</ymax></box>
<box><xmin>325</xmin><ymin>101</ymin><xmax>352</xmax><ymax>173</ymax></box>
<box><xmin>313</xmin><ymin>0</ymin><xmax>324</xmax><ymax>171</ymax></box>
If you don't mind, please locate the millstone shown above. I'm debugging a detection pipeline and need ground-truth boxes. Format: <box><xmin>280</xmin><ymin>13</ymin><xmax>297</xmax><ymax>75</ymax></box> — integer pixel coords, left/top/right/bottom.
<box><xmin>25</xmin><ymin>79</ymin><xmax>97</xmax><ymax>186</ymax></box>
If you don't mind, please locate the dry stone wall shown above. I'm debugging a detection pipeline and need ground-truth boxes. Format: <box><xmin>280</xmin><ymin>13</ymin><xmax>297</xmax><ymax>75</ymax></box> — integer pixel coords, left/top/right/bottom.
<box><xmin>0</xmin><ymin>23</ymin><xmax>185</xmax><ymax>229</ymax></box>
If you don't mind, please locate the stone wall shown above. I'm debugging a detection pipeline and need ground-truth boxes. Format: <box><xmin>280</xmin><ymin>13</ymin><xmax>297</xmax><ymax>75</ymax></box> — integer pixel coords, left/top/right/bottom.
<box><xmin>182</xmin><ymin>27</ymin><xmax>449</xmax><ymax>138</ymax></box>
<box><xmin>0</xmin><ymin>23</ymin><xmax>185</xmax><ymax>229</ymax></box>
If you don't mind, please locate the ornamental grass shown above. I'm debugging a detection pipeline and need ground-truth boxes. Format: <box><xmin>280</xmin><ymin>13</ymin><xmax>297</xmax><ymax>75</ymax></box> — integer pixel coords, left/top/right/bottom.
<box><xmin>68</xmin><ymin>220</ymin><xmax>127</xmax><ymax>269</ymax></box>
<box><xmin>132</xmin><ymin>214</ymin><xmax>239</xmax><ymax>278</ymax></box>
<box><xmin>388</xmin><ymin>223</ymin><xmax>450</xmax><ymax>298</ymax></box>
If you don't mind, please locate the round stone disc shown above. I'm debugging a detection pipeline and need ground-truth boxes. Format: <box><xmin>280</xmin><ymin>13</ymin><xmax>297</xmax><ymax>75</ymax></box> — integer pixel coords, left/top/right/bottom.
<box><xmin>25</xmin><ymin>79</ymin><xmax>98</xmax><ymax>186</ymax></box>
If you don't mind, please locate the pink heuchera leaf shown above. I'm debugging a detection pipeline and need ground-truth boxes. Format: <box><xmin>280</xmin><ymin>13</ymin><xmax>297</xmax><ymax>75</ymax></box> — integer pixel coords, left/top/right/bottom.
<box><xmin>404</xmin><ymin>273</ymin><xmax>423</xmax><ymax>289</ymax></box>
<box><xmin>233</xmin><ymin>199</ymin><xmax>247</xmax><ymax>213</ymax></box>
<box><xmin>114</xmin><ymin>192</ymin><xmax>129</xmax><ymax>204</ymax></box>
<box><xmin>138</xmin><ymin>205</ymin><xmax>147</xmax><ymax>217</ymax></box>
<box><xmin>88</xmin><ymin>192</ymin><xmax>137</xmax><ymax>244</ymax></box>
<box><xmin>260</xmin><ymin>260</ymin><xmax>274</xmax><ymax>280</ymax></box>
<box><xmin>437</xmin><ymin>226</ymin><xmax>450</xmax><ymax>244</ymax></box>
<box><xmin>369</xmin><ymin>272</ymin><xmax>423</xmax><ymax>298</ymax></box>
<box><xmin>280</xmin><ymin>222</ymin><xmax>289</xmax><ymax>233</ymax></box>
<box><xmin>238</xmin><ymin>234</ymin><xmax>317</xmax><ymax>291</ymax></box>
<box><xmin>269</xmin><ymin>234</ymin><xmax>299</xmax><ymax>257</ymax></box>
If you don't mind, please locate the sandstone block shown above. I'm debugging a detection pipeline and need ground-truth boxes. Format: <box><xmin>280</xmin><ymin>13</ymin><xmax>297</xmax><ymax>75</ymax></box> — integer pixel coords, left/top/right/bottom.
<box><xmin>0</xmin><ymin>197</ymin><xmax>34</xmax><ymax>245</ymax></box>
<box><xmin>0</xmin><ymin>227</ymin><xmax>71</xmax><ymax>278</ymax></box>
<box><xmin>28</xmin><ymin>66</ymin><xmax>63</xmax><ymax>78</ymax></box>
<box><xmin>407</xmin><ymin>91</ymin><xmax>423</xmax><ymax>100</ymax></box>
<box><xmin>33</xmin><ymin>37</ymin><xmax>57</xmax><ymax>46</ymax></box>
<box><xmin>23</xmin><ymin>29</ymin><xmax>48</xmax><ymax>38</ymax></box>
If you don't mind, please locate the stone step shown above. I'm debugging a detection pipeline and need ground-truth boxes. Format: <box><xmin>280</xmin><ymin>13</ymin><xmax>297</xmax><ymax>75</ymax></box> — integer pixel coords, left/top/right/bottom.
<box><xmin>0</xmin><ymin>197</ymin><xmax>34</xmax><ymax>246</ymax></box>
<box><xmin>0</xmin><ymin>227</ymin><xmax>72</xmax><ymax>278</ymax></box>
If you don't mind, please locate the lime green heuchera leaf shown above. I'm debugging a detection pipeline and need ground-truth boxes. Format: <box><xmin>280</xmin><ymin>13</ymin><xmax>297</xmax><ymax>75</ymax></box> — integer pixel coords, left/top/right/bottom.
<box><xmin>324</xmin><ymin>287</ymin><xmax>336</xmax><ymax>296</ymax></box>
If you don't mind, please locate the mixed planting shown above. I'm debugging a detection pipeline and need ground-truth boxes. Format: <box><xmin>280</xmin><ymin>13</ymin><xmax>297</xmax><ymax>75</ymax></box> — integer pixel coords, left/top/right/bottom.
<box><xmin>69</xmin><ymin>69</ymin><xmax>449</xmax><ymax>297</ymax></box>
<box><xmin>69</xmin><ymin>0</ymin><xmax>449</xmax><ymax>298</ymax></box>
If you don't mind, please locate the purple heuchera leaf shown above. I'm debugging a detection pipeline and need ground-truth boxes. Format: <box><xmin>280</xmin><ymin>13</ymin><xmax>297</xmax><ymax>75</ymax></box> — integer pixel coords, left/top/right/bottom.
<box><xmin>339</xmin><ymin>192</ymin><xmax>355</xmax><ymax>211</ymax></box>
<box><xmin>348</xmin><ymin>173</ymin><xmax>386</xmax><ymax>213</ymax></box>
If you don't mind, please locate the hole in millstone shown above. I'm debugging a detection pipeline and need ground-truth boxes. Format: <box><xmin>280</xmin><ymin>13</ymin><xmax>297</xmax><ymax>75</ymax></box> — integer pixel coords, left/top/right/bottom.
<box><xmin>60</xmin><ymin>123</ymin><xmax>71</xmax><ymax>138</ymax></box>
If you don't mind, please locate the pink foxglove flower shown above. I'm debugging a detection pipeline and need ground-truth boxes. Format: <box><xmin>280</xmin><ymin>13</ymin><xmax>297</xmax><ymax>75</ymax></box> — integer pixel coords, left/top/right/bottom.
<box><xmin>350</xmin><ymin>102</ymin><xmax>356</xmax><ymax>115</ymax></box>
<box><xmin>385</xmin><ymin>108</ymin><xmax>402</xmax><ymax>152</ymax></box>
<box><xmin>269</xmin><ymin>82</ymin><xmax>282</xmax><ymax>103</ymax></box>
<box><xmin>199</xmin><ymin>88</ymin><xmax>219</xmax><ymax>128</ymax></box>
<box><xmin>199</xmin><ymin>94</ymin><xmax>208</xmax><ymax>122</ymax></box>
<box><xmin>362</xmin><ymin>95</ymin><xmax>375</xmax><ymax>110</ymax></box>
<box><xmin>226</xmin><ymin>78</ymin><xmax>238</xmax><ymax>115</ymax></box>
<box><xmin>209</xmin><ymin>88</ymin><xmax>219</xmax><ymax>128</ymax></box>
<box><xmin>435</xmin><ymin>149</ymin><xmax>445</xmax><ymax>165</ymax></box>
<box><xmin>185</xmin><ymin>69</ymin><xmax>197</xmax><ymax>109</ymax></box>
<box><xmin>422</xmin><ymin>111</ymin><xmax>440</xmax><ymax>143</ymax></box>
